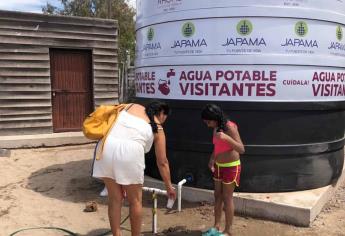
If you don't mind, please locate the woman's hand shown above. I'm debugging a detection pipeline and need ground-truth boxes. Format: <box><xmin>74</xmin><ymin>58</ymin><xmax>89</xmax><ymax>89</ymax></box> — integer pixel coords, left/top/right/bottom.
<box><xmin>167</xmin><ymin>185</ymin><xmax>176</xmax><ymax>200</ymax></box>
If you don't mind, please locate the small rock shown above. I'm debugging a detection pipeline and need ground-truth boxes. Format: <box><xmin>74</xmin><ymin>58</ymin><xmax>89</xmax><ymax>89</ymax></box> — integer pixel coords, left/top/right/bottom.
<box><xmin>84</xmin><ymin>201</ymin><xmax>98</xmax><ymax>212</ymax></box>
<box><xmin>200</xmin><ymin>201</ymin><xmax>209</xmax><ymax>206</ymax></box>
<box><xmin>0</xmin><ymin>149</ymin><xmax>11</xmax><ymax>158</ymax></box>
<box><xmin>162</xmin><ymin>226</ymin><xmax>188</xmax><ymax>233</ymax></box>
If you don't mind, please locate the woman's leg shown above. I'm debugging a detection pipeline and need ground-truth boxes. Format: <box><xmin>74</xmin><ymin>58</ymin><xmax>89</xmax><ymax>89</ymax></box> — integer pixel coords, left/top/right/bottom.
<box><xmin>103</xmin><ymin>178</ymin><xmax>124</xmax><ymax>236</ymax></box>
<box><xmin>213</xmin><ymin>180</ymin><xmax>223</xmax><ymax>230</ymax></box>
<box><xmin>123</xmin><ymin>184</ymin><xmax>143</xmax><ymax>236</ymax></box>
<box><xmin>222</xmin><ymin>183</ymin><xmax>236</xmax><ymax>235</ymax></box>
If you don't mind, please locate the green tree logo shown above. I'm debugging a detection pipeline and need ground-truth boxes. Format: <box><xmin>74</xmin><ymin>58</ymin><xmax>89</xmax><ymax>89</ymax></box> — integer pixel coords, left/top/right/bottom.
<box><xmin>336</xmin><ymin>25</ymin><xmax>343</xmax><ymax>41</ymax></box>
<box><xmin>295</xmin><ymin>21</ymin><xmax>308</xmax><ymax>37</ymax></box>
<box><xmin>236</xmin><ymin>20</ymin><xmax>253</xmax><ymax>36</ymax></box>
<box><xmin>147</xmin><ymin>27</ymin><xmax>154</xmax><ymax>41</ymax></box>
<box><xmin>182</xmin><ymin>22</ymin><xmax>195</xmax><ymax>38</ymax></box>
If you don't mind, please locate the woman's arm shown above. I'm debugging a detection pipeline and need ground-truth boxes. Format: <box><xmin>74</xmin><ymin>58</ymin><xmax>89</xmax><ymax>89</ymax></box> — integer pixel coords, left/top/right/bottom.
<box><xmin>216</xmin><ymin>123</ymin><xmax>245</xmax><ymax>154</ymax></box>
<box><xmin>153</xmin><ymin>128</ymin><xmax>176</xmax><ymax>199</ymax></box>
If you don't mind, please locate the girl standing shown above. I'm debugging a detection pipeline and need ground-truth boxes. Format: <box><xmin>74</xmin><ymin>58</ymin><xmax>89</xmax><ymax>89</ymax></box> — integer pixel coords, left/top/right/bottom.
<box><xmin>201</xmin><ymin>104</ymin><xmax>245</xmax><ymax>236</ymax></box>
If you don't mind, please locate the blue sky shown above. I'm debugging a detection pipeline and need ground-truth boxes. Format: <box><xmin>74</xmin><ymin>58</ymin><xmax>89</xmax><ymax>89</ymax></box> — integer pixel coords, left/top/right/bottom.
<box><xmin>0</xmin><ymin>0</ymin><xmax>135</xmax><ymax>13</ymax></box>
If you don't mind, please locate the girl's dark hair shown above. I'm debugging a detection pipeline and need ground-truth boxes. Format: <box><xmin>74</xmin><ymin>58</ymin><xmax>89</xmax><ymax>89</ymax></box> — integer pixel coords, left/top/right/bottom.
<box><xmin>201</xmin><ymin>104</ymin><xmax>228</xmax><ymax>131</ymax></box>
<box><xmin>145</xmin><ymin>100</ymin><xmax>170</xmax><ymax>133</ymax></box>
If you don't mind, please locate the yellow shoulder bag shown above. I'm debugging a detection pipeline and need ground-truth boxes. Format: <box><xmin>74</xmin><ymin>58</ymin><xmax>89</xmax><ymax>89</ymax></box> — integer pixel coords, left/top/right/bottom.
<box><xmin>82</xmin><ymin>103</ymin><xmax>129</xmax><ymax>159</ymax></box>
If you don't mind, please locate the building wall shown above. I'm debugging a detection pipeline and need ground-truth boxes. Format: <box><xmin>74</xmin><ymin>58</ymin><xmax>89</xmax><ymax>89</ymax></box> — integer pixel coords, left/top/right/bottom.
<box><xmin>0</xmin><ymin>10</ymin><xmax>118</xmax><ymax>136</ymax></box>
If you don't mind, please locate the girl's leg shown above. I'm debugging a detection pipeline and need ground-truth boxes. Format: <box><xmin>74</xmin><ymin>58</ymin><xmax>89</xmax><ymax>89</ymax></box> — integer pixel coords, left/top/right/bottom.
<box><xmin>214</xmin><ymin>180</ymin><xmax>223</xmax><ymax>230</ymax></box>
<box><xmin>103</xmin><ymin>178</ymin><xmax>124</xmax><ymax>236</ymax></box>
<box><xmin>222</xmin><ymin>183</ymin><xmax>236</xmax><ymax>235</ymax></box>
<box><xmin>123</xmin><ymin>184</ymin><xmax>143</xmax><ymax>236</ymax></box>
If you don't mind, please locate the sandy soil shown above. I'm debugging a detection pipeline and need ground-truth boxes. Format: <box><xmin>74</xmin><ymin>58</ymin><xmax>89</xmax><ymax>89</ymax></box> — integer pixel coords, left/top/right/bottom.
<box><xmin>1</xmin><ymin>144</ymin><xmax>345</xmax><ymax>236</ymax></box>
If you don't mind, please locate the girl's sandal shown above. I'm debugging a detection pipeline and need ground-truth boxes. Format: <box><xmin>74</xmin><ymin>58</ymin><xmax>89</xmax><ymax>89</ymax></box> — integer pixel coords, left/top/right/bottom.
<box><xmin>202</xmin><ymin>227</ymin><xmax>220</xmax><ymax>236</ymax></box>
<box><xmin>213</xmin><ymin>232</ymin><xmax>226</xmax><ymax>236</ymax></box>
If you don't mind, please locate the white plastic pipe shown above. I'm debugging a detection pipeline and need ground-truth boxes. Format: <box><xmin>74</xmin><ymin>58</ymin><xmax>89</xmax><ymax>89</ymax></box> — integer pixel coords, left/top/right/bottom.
<box><xmin>153</xmin><ymin>192</ymin><xmax>157</xmax><ymax>233</ymax></box>
<box><xmin>142</xmin><ymin>187</ymin><xmax>168</xmax><ymax>233</ymax></box>
<box><xmin>142</xmin><ymin>187</ymin><xmax>167</xmax><ymax>196</ymax></box>
<box><xmin>142</xmin><ymin>182</ymin><xmax>187</xmax><ymax>233</ymax></box>
<box><xmin>177</xmin><ymin>179</ymin><xmax>187</xmax><ymax>212</ymax></box>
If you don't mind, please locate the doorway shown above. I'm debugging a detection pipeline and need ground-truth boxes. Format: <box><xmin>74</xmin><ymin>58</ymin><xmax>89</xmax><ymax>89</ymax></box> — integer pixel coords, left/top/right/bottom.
<box><xmin>50</xmin><ymin>49</ymin><xmax>93</xmax><ymax>132</ymax></box>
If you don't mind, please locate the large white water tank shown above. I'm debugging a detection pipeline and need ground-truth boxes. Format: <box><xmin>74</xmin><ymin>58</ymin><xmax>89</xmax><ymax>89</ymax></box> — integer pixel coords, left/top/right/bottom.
<box><xmin>135</xmin><ymin>0</ymin><xmax>345</xmax><ymax>192</ymax></box>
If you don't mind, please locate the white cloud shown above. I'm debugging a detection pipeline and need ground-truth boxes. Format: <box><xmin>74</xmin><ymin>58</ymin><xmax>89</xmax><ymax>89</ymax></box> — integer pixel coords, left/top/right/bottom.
<box><xmin>0</xmin><ymin>0</ymin><xmax>61</xmax><ymax>13</ymax></box>
<box><xmin>0</xmin><ymin>0</ymin><xmax>43</xmax><ymax>6</ymax></box>
<box><xmin>0</xmin><ymin>0</ymin><xmax>135</xmax><ymax>13</ymax></box>
<box><xmin>127</xmin><ymin>0</ymin><xmax>136</xmax><ymax>8</ymax></box>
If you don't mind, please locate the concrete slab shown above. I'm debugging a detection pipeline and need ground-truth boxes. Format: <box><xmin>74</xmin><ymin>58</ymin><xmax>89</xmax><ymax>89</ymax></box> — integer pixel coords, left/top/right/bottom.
<box><xmin>0</xmin><ymin>132</ymin><xmax>94</xmax><ymax>149</ymax></box>
<box><xmin>144</xmin><ymin>165</ymin><xmax>345</xmax><ymax>227</ymax></box>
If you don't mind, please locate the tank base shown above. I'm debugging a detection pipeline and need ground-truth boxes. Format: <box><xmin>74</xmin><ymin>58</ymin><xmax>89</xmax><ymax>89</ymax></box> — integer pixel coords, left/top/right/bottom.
<box><xmin>144</xmin><ymin>162</ymin><xmax>345</xmax><ymax>226</ymax></box>
<box><xmin>145</xmin><ymin>146</ymin><xmax>344</xmax><ymax>192</ymax></box>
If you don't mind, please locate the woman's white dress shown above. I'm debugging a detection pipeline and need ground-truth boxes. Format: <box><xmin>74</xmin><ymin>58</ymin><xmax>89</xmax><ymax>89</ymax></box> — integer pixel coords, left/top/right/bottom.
<box><xmin>92</xmin><ymin>110</ymin><xmax>154</xmax><ymax>185</ymax></box>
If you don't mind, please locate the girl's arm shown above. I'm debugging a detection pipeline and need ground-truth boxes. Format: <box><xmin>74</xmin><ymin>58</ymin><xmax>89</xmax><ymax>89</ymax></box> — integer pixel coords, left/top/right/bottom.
<box><xmin>216</xmin><ymin>123</ymin><xmax>245</xmax><ymax>154</ymax></box>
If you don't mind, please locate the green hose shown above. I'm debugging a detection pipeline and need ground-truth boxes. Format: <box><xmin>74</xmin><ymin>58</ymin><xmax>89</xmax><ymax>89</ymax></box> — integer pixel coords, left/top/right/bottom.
<box><xmin>9</xmin><ymin>214</ymin><xmax>130</xmax><ymax>236</ymax></box>
<box><xmin>9</xmin><ymin>227</ymin><xmax>78</xmax><ymax>236</ymax></box>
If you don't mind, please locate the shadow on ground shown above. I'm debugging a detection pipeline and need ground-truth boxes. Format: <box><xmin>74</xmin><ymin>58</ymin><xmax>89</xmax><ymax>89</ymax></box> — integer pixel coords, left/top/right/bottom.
<box><xmin>83</xmin><ymin>228</ymin><xmax>202</xmax><ymax>236</ymax></box>
<box><xmin>25</xmin><ymin>157</ymin><xmax>207</xmax><ymax>236</ymax></box>
<box><xmin>25</xmin><ymin>159</ymin><xmax>203</xmax><ymax>210</ymax></box>
<box><xmin>26</xmin><ymin>159</ymin><xmax>106</xmax><ymax>204</ymax></box>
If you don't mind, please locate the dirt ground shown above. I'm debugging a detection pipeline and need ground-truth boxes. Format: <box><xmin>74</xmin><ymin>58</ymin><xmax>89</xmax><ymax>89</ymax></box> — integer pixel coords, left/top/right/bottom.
<box><xmin>1</xmin><ymin>144</ymin><xmax>345</xmax><ymax>236</ymax></box>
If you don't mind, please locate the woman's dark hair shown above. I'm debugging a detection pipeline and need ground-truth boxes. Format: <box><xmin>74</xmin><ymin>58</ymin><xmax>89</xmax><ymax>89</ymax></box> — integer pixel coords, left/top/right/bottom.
<box><xmin>201</xmin><ymin>104</ymin><xmax>228</xmax><ymax>131</ymax></box>
<box><xmin>145</xmin><ymin>100</ymin><xmax>170</xmax><ymax>133</ymax></box>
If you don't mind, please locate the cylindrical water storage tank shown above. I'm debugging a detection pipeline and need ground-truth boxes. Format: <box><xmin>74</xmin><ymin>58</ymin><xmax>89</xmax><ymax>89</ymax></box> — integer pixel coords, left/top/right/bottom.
<box><xmin>135</xmin><ymin>0</ymin><xmax>345</xmax><ymax>192</ymax></box>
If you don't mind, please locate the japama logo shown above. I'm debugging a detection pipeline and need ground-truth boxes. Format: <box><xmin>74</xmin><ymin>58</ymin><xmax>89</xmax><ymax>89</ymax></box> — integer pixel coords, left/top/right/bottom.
<box><xmin>182</xmin><ymin>22</ymin><xmax>195</xmax><ymax>37</ymax></box>
<box><xmin>171</xmin><ymin>22</ymin><xmax>207</xmax><ymax>48</ymax></box>
<box><xmin>222</xmin><ymin>19</ymin><xmax>266</xmax><ymax>47</ymax></box>
<box><xmin>237</xmin><ymin>20</ymin><xmax>253</xmax><ymax>36</ymax></box>
<box><xmin>295</xmin><ymin>21</ymin><xmax>308</xmax><ymax>37</ymax></box>
<box><xmin>147</xmin><ymin>27</ymin><xmax>154</xmax><ymax>41</ymax></box>
<box><xmin>328</xmin><ymin>25</ymin><xmax>345</xmax><ymax>51</ymax></box>
<box><xmin>281</xmin><ymin>21</ymin><xmax>318</xmax><ymax>48</ymax></box>
<box><xmin>336</xmin><ymin>25</ymin><xmax>343</xmax><ymax>41</ymax></box>
<box><xmin>143</xmin><ymin>27</ymin><xmax>162</xmax><ymax>51</ymax></box>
